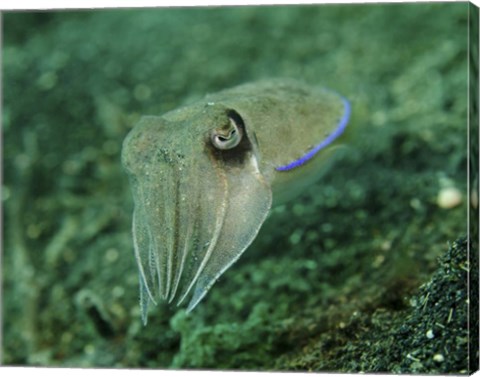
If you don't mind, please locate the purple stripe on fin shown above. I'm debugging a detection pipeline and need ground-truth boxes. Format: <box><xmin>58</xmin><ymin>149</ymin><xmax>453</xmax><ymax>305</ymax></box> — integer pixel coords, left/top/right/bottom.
<box><xmin>276</xmin><ymin>95</ymin><xmax>351</xmax><ymax>172</ymax></box>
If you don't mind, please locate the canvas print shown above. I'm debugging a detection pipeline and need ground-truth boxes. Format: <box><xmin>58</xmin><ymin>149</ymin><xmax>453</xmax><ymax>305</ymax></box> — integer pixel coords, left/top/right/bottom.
<box><xmin>2</xmin><ymin>1</ymin><xmax>479</xmax><ymax>373</ymax></box>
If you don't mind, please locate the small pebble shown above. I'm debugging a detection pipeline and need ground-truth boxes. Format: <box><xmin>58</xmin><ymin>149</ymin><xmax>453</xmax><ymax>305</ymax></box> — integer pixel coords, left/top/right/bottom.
<box><xmin>471</xmin><ymin>185</ymin><xmax>478</xmax><ymax>209</ymax></box>
<box><xmin>380</xmin><ymin>240</ymin><xmax>392</xmax><ymax>251</ymax></box>
<box><xmin>133</xmin><ymin>84</ymin><xmax>152</xmax><ymax>101</ymax></box>
<box><xmin>372</xmin><ymin>254</ymin><xmax>385</xmax><ymax>268</ymax></box>
<box><xmin>26</xmin><ymin>224</ymin><xmax>42</xmax><ymax>239</ymax></box>
<box><xmin>112</xmin><ymin>286</ymin><xmax>125</xmax><ymax>298</ymax></box>
<box><xmin>410</xmin><ymin>198</ymin><xmax>422</xmax><ymax>210</ymax></box>
<box><xmin>84</xmin><ymin>344</ymin><xmax>95</xmax><ymax>355</ymax></box>
<box><xmin>437</xmin><ymin>187</ymin><xmax>462</xmax><ymax>209</ymax></box>
<box><xmin>105</xmin><ymin>248</ymin><xmax>119</xmax><ymax>263</ymax></box>
<box><xmin>61</xmin><ymin>332</ymin><xmax>73</xmax><ymax>345</ymax></box>
<box><xmin>289</xmin><ymin>229</ymin><xmax>303</xmax><ymax>245</ymax></box>
<box><xmin>2</xmin><ymin>186</ymin><xmax>11</xmax><ymax>201</ymax></box>
<box><xmin>37</xmin><ymin>71</ymin><xmax>58</xmax><ymax>90</ymax></box>
<box><xmin>433</xmin><ymin>353</ymin><xmax>444</xmax><ymax>362</ymax></box>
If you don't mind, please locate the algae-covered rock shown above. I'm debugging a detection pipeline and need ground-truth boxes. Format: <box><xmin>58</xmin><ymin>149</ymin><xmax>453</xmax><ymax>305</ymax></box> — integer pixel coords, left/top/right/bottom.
<box><xmin>274</xmin><ymin>236</ymin><xmax>473</xmax><ymax>373</ymax></box>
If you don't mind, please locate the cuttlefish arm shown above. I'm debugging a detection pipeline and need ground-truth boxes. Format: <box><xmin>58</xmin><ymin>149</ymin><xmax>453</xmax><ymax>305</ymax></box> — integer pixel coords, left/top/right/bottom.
<box><xmin>121</xmin><ymin>79</ymin><xmax>350</xmax><ymax>323</ymax></box>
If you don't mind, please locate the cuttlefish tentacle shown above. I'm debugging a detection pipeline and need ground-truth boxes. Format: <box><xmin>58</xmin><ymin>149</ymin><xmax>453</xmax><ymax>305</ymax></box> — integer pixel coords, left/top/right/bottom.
<box><xmin>175</xmin><ymin>153</ymin><xmax>229</xmax><ymax>306</ymax></box>
<box><xmin>122</xmin><ymin>79</ymin><xmax>350</xmax><ymax>323</ymax></box>
<box><xmin>168</xmin><ymin>166</ymin><xmax>184</xmax><ymax>301</ymax></box>
<box><xmin>132</xmin><ymin>178</ymin><xmax>160</xmax><ymax>304</ymax></box>
<box><xmin>142</xmin><ymin>169</ymin><xmax>170</xmax><ymax>299</ymax></box>
<box><xmin>132</xmin><ymin>179</ymin><xmax>158</xmax><ymax>303</ymax></box>
<box><xmin>164</xmin><ymin>162</ymin><xmax>179</xmax><ymax>299</ymax></box>
<box><xmin>186</xmin><ymin>149</ymin><xmax>272</xmax><ymax>311</ymax></box>
<box><xmin>168</xmin><ymin>166</ymin><xmax>197</xmax><ymax>303</ymax></box>
<box><xmin>132</xmin><ymin>204</ymin><xmax>156</xmax><ymax>304</ymax></box>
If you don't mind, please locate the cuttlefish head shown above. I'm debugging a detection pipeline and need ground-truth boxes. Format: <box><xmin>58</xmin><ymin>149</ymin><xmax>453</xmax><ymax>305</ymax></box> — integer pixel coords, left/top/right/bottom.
<box><xmin>122</xmin><ymin>104</ymin><xmax>272</xmax><ymax>323</ymax></box>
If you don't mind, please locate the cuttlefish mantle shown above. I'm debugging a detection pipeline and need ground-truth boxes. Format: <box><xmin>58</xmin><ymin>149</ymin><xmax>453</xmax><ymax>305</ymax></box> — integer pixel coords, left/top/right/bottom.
<box><xmin>121</xmin><ymin>79</ymin><xmax>351</xmax><ymax>324</ymax></box>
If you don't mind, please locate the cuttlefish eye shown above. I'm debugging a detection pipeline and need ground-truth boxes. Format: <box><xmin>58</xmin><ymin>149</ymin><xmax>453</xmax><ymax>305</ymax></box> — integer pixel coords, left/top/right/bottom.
<box><xmin>210</xmin><ymin>113</ymin><xmax>244</xmax><ymax>150</ymax></box>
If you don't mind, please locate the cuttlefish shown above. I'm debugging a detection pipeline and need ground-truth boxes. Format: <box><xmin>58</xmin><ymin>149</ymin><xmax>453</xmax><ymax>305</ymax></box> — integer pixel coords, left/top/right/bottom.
<box><xmin>121</xmin><ymin>79</ymin><xmax>350</xmax><ymax>324</ymax></box>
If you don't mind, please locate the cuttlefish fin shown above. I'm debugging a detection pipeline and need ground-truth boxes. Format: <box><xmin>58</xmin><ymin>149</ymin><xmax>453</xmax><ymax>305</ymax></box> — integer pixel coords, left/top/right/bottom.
<box><xmin>272</xmin><ymin>143</ymin><xmax>349</xmax><ymax>206</ymax></box>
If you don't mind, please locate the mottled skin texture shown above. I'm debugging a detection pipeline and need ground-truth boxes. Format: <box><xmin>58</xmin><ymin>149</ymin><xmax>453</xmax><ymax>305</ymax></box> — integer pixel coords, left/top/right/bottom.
<box><xmin>121</xmin><ymin>79</ymin><xmax>348</xmax><ymax>323</ymax></box>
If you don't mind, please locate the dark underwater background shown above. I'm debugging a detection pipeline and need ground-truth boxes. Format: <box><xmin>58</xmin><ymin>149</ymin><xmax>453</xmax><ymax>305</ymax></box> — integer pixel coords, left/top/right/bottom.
<box><xmin>2</xmin><ymin>2</ymin><xmax>477</xmax><ymax>372</ymax></box>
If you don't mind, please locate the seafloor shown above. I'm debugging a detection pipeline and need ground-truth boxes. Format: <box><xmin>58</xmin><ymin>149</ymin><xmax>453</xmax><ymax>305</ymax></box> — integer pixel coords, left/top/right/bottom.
<box><xmin>2</xmin><ymin>2</ymin><xmax>478</xmax><ymax>373</ymax></box>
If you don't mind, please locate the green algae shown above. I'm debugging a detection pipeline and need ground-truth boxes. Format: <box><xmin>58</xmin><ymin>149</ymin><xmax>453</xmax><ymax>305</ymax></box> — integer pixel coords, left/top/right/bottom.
<box><xmin>2</xmin><ymin>3</ymin><xmax>476</xmax><ymax>372</ymax></box>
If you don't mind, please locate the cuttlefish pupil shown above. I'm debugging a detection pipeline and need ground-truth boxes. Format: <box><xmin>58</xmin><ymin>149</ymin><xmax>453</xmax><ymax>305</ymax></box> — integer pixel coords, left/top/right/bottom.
<box><xmin>210</xmin><ymin>113</ymin><xmax>244</xmax><ymax>150</ymax></box>
<box><xmin>121</xmin><ymin>78</ymin><xmax>351</xmax><ymax>324</ymax></box>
